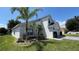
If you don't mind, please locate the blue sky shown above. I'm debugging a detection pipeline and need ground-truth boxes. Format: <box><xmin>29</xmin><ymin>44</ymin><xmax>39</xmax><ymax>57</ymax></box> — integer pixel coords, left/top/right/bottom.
<box><xmin>0</xmin><ymin>7</ymin><xmax>79</xmax><ymax>28</ymax></box>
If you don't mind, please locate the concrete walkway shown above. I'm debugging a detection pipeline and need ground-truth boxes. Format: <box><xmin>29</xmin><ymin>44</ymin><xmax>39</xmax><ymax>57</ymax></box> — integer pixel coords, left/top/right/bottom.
<box><xmin>54</xmin><ymin>36</ymin><xmax>79</xmax><ymax>40</ymax></box>
<box><xmin>62</xmin><ymin>36</ymin><xmax>79</xmax><ymax>40</ymax></box>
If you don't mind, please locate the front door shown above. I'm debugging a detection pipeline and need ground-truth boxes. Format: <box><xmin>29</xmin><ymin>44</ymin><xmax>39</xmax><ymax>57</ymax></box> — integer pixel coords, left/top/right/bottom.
<box><xmin>53</xmin><ymin>32</ymin><xmax>57</xmax><ymax>38</ymax></box>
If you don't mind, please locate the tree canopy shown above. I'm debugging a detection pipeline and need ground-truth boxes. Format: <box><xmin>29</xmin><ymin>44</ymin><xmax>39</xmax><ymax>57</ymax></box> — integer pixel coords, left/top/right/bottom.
<box><xmin>66</xmin><ymin>16</ymin><xmax>79</xmax><ymax>31</ymax></box>
<box><xmin>7</xmin><ymin>19</ymin><xmax>21</xmax><ymax>33</ymax></box>
<box><xmin>0</xmin><ymin>27</ymin><xmax>8</xmax><ymax>35</ymax></box>
<box><xmin>11</xmin><ymin>7</ymin><xmax>42</xmax><ymax>32</ymax></box>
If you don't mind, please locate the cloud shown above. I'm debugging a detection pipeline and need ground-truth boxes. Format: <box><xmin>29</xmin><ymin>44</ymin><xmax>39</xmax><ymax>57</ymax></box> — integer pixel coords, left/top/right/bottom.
<box><xmin>57</xmin><ymin>21</ymin><xmax>66</xmax><ymax>28</ymax></box>
<box><xmin>0</xmin><ymin>24</ymin><xmax>7</xmax><ymax>28</ymax></box>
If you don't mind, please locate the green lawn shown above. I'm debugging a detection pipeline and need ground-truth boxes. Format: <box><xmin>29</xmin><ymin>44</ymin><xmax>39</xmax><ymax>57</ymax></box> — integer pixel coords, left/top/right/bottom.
<box><xmin>0</xmin><ymin>35</ymin><xmax>79</xmax><ymax>51</ymax></box>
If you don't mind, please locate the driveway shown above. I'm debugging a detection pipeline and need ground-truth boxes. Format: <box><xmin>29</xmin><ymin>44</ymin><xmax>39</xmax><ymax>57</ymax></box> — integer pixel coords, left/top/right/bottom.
<box><xmin>62</xmin><ymin>36</ymin><xmax>79</xmax><ymax>40</ymax></box>
<box><xmin>55</xmin><ymin>36</ymin><xmax>79</xmax><ymax>40</ymax></box>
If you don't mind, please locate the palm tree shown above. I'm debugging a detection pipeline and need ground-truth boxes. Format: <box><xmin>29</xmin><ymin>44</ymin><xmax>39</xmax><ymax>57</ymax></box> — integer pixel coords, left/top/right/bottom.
<box><xmin>11</xmin><ymin>7</ymin><xmax>41</xmax><ymax>39</ymax></box>
<box><xmin>30</xmin><ymin>22</ymin><xmax>44</xmax><ymax>40</ymax></box>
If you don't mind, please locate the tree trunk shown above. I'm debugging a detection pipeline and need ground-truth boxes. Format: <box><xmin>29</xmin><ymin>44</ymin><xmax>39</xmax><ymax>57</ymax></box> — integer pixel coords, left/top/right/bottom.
<box><xmin>26</xmin><ymin>20</ymin><xmax>28</xmax><ymax>32</ymax></box>
<box><xmin>23</xmin><ymin>19</ymin><xmax>28</xmax><ymax>41</ymax></box>
<box><xmin>26</xmin><ymin>19</ymin><xmax>28</xmax><ymax>40</ymax></box>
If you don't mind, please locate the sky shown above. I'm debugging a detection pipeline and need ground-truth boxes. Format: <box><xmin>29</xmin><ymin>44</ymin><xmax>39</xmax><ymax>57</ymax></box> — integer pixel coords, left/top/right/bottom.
<box><xmin>0</xmin><ymin>7</ymin><xmax>79</xmax><ymax>28</ymax></box>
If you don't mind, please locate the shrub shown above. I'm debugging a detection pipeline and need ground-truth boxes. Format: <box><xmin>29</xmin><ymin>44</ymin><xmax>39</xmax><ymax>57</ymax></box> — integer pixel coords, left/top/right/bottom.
<box><xmin>0</xmin><ymin>27</ymin><xmax>8</xmax><ymax>35</ymax></box>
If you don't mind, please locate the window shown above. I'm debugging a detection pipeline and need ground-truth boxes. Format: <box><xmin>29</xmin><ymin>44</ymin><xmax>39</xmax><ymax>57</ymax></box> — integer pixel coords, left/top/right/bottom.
<box><xmin>48</xmin><ymin>19</ymin><xmax>54</xmax><ymax>26</ymax></box>
<box><xmin>29</xmin><ymin>32</ymin><xmax>33</xmax><ymax>35</ymax></box>
<box><xmin>27</xmin><ymin>32</ymin><xmax>33</xmax><ymax>35</ymax></box>
<box><xmin>48</xmin><ymin>19</ymin><xmax>51</xmax><ymax>24</ymax></box>
<box><xmin>27</xmin><ymin>28</ymin><xmax>33</xmax><ymax>35</ymax></box>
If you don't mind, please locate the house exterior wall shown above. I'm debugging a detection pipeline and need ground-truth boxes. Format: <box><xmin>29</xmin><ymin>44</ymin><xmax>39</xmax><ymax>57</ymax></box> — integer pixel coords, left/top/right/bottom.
<box><xmin>34</xmin><ymin>20</ymin><xmax>47</xmax><ymax>37</ymax></box>
<box><xmin>61</xmin><ymin>29</ymin><xmax>65</xmax><ymax>35</ymax></box>
<box><xmin>53</xmin><ymin>22</ymin><xmax>60</xmax><ymax>36</ymax></box>
<box><xmin>12</xmin><ymin>15</ymin><xmax>61</xmax><ymax>40</ymax></box>
<box><xmin>42</xmin><ymin>19</ymin><xmax>53</xmax><ymax>39</ymax></box>
<box><xmin>20</xmin><ymin>24</ymin><xmax>26</xmax><ymax>35</ymax></box>
<box><xmin>12</xmin><ymin>24</ymin><xmax>26</xmax><ymax>39</ymax></box>
<box><xmin>12</xmin><ymin>27</ymin><xmax>20</xmax><ymax>40</ymax></box>
<box><xmin>42</xmin><ymin>17</ymin><xmax>60</xmax><ymax>39</ymax></box>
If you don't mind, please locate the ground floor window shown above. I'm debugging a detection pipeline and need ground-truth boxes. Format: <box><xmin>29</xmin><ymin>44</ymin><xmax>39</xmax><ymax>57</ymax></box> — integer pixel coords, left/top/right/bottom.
<box><xmin>27</xmin><ymin>32</ymin><xmax>33</xmax><ymax>35</ymax></box>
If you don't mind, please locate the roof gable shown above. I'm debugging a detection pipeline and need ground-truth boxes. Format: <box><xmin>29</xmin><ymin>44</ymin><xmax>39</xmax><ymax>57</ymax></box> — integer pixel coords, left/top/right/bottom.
<box><xmin>12</xmin><ymin>15</ymin><xmax>55</xmax><ymax>30</ymax></box>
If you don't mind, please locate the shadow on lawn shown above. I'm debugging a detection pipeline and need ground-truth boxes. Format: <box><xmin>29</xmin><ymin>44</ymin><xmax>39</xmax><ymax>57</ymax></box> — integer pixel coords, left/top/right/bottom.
<box><xmin>26</xmin><ymin>39</ymin><xmax>56</xmax><ymax>51</ymax></box>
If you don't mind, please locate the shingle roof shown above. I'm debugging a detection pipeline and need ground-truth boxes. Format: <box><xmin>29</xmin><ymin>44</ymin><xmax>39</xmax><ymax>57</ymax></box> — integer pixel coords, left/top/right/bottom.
<box><xmin>12</xmin><ymin>15</ymin><xmax>53</xmax><ymax>30</ymax></box>
<box><xmin>30</xmin><ymin>15</ymin><xmax>52</xmax><ymax>22</ymax></box>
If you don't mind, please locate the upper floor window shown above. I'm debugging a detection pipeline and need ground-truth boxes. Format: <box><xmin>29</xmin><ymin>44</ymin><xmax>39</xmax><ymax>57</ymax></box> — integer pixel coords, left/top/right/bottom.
<box><xmin>48</xmin><ymin>19</ymin><xmax>54</xmax><ymax>26</ymax></box>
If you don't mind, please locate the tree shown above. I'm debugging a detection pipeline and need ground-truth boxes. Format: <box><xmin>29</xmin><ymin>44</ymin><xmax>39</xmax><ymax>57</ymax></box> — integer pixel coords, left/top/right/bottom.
<box><xmin>37</xmin><ymin>25</ymin><xmax>43</xmax><ymax>38</ymax></box>
<box><xmin>74</xmin><ymin>16</ymin><xmax>79</xmax><ymax>31</ymax></box>
<box><xmin>30</xmin><ymin>22</ymin><xmax>44</xmax><ymax>40</ymax></box>
<box><xmin>11</xmin><ymin>7</ymin><xmax>41</xmax><ymax>39</ymax></box>
<box><xmin>29</xmin><ymin>23</ymin><xmax>45</xmax><ymax>51</ymax></box>
<box><xmin>0</xmin><ymin>27</ymin><xmax>8</xmax><ymax>35</ymax></box>
<box><xmin>7</xmin><ymin>19</ymin><xmax>21</xmax><ymax>34</ymax></box>
<box><xmin>66</xmin><ymin>16</ymin><xmax>79</xmax><ymax>31</ymax></box>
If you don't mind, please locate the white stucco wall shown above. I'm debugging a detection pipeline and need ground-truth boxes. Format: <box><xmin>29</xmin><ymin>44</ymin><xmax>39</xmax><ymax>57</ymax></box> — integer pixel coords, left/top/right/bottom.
<box><xmin>12</xmin><ymin>27</ymin><xmax>20</xmax><ymax>40</ymax></box>
<box><xmin>12</xmin><ymin>23</ymin><xmax>26</xmax><ymax>39</ymax></box>
<box><xmin>42</xmin><ymin>20</ymin><xmax>53</xmax><ymax>39</ymax></box>
<box><xmin>42</xmin><ymin>17</ymin><xmax>60</xmax><ymax>39</ymax></box>
<box><xmin>12</xmin><ymin>16</ymin><xmax>60</xmax><ymax>40</ymax></box>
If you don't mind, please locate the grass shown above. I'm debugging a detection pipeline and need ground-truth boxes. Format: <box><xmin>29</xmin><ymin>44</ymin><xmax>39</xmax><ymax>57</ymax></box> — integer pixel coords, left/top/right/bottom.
<box><xmin>0</xmin><ymin>35</ymin><xmax>36</xmax><ymax>51</ymax></box>
<box><xmin>64</xmin><ymin>34</ymin><xmax>79</xmax><ymax>37</ymax></box>
<box><xmin>0</xmin><ymin>35</ymin><xmax>79</xmax><ymax>51</ymax></box>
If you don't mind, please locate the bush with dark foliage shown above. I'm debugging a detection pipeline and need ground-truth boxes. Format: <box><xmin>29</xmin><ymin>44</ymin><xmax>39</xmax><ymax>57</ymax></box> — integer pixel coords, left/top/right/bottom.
<box><xmin>66</xmin><ymin>16</ymin><xmax>79</xmax><ymax>31</ymax></box>
<box><xmin>0</xmin><ymin>28</ymin><xmax>8</xmax><ymax>35</ymax></box>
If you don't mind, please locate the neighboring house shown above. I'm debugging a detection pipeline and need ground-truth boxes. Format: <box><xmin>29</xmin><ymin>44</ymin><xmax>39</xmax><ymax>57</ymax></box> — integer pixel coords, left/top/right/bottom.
<box><xmin>12</xmin><ymin>15</ymin><xmax>61</xmax><ymax>40</ymax></box>
<box><xmin>60</xmin><ymin>28</ymin><xmax>65</xmax><ymax>35</ymax></box>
